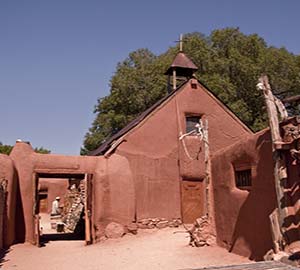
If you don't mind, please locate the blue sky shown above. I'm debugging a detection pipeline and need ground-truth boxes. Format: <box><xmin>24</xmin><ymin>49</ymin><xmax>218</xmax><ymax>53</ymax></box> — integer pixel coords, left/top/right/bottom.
<box><xmin>1</xmin><ymin>0</ymin><xmax>300</xmax><ymax>155</ymax></box>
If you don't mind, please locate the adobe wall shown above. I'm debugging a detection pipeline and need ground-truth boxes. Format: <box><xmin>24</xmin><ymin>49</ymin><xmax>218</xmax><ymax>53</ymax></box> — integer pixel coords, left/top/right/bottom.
<box><xmin>116</xmin><ymin>80</ymin><xmax>251</xmax><ymax>221</ymax></box>
<box><xmin>38</xmin><ymin>178</ymin><xmax>69</xmax><ymax>213</ymax></box>
<box><xmin>8</xmin><ymin>141</ymin><xmax>135</xmax><ymax>244</ymax></box>
<box><xmin>0</xmin><ymin>154</ymin><xmax>18</xmax><ymax>247</ymax></box>
<box><xmin>116</xmin><ymin>97</ymin><xmax>181</xmax><ymax>220</ymax></box>
<box><xmin>211</xmin><ymin>130</ymin><xmax>278</xmax><ymax>260</ymax></box>
<box><xmin>0</xmin><ymin>185</ymin><xmax>4</xmax><ymax>248</ymax></box>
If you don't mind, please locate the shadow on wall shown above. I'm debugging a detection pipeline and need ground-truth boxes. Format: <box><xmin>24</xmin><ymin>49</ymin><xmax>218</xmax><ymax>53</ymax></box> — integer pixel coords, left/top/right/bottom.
<box><xmin>14</xmin><ymin>174</ymin><xmax>25</xmax><ymax>243</ymax></box>
<box><xmin>229</xmin><ymin>132</ymin><xmax>277</xmax><ymax>261</ymax></box>
<box><xmin>0</xmin><ymin>248</ymin><xmax>10</xmax><ymax>267</ymax></box>
<box><xmin>281</xmin><ymin>152</ymin><xmax>300</xmax><ymax>244</ymax></box>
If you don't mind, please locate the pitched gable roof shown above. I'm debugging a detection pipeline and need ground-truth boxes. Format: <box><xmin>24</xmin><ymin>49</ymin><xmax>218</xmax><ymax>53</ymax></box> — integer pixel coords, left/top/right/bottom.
<box><xmin>89</xmin><ymin>79</ymin><xmax>253</xmax><ymax>156</ymax></box>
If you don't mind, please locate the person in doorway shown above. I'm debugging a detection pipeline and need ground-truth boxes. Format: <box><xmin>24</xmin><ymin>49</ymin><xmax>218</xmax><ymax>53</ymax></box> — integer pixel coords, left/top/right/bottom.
<box><xmin>51</xmin><ymin>196</ymin><xmax>61</xmax><ymax>216</ymax></box>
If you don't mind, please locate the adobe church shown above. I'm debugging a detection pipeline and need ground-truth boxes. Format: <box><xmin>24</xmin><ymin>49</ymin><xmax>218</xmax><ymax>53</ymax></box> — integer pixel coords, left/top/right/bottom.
<box><xmin>1</xmin><ymin>44</ymin><xmax>300</xmax><ymax>261</ymax></box>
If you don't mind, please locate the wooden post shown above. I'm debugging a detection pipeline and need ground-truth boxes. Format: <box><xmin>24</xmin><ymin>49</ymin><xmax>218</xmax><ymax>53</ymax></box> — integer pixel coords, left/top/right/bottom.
<box><xmin>203</xmin><ymin>119</ymin><xmax>211</xmax><ymax>218</ymax></box>
<box><xmin>258</xmin><ymin>75</ymin><xmax>289</xmax><ymax>249</ymax></box>
<box><xmin>173</xmin><ymin>69</ymin><xmax>177</xmax><ymax>90</ymax></box>
<box><xmin>84</xmin><ymin>174</ymin><xmax>92</xmax><ymax>245</ymax></box>
<box><xmin>274</xmin><ymin>96</ymin><xmax>288</xmax><ymax>120</ymax></box>
<box><xmin>258</xmin><ymin>76</ymin><xmax>281</xmax><ymax>144</ymax></box>
<box><xmin>269</xmin><ymin>209</ymin><xmax>282</xmax><ymax>253</ymax></box>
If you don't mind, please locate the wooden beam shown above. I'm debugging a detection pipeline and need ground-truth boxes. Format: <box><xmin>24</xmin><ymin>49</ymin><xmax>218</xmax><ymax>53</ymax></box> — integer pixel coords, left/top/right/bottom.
<box><xmin>282</xmin><ymin>95</ymin><xmax>300</xmax><ymax>104</ymax></box>
<box><xmin>269</xmin><ymin>209</ymin><xmax>282</xmax><ymax>253</ymax></box>
<box><xmin>203</xmin><ymin>119</ymin><xmax>211</xmax><ymax>219</ymax></box>
<box><xmin>84</xmin><ymin>174</ymin><xmax>92</xmax><ymax>245</ymax></box>
<box><xmin>258</xmin><ymin>75</ymin><xmax>282</xmax><ymax>144</ymax></box>
<box><xmin>274</xmin><ymin>96</ymin><xmax>288</xmax><ymax>120</ymax></box>
<box><xmin>258</xmin><ymin>75</ymin><xmax>289</xmax><ymax>249</ymax></box>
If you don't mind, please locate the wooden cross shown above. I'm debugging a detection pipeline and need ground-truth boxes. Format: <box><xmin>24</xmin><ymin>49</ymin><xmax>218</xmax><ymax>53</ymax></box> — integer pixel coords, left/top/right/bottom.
<box><xmin>175</xmin><ymin>34</ymin><xmax>184</xmax><ymax>52</ymax></box>
<box><xmin>179</xmin><ymin>34</ymin><xmax>183</xmax><ymax>51</ymax></box>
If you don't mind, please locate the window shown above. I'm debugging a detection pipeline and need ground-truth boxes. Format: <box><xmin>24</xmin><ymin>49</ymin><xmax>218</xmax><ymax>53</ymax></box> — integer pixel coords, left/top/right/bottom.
<box><xmin>191</xmin><ymin>82</ymin><xmax>197</xmax><ymax>89</ymax></box>
<box><xmin>235</xmin><ymin>169</ymin><xmax>252</xmax><ymax>190</ymax></box>
<box><xmin>186</xmin><ymin>116</ymin><xmax>201</xmax><ymax>133</ymax></box>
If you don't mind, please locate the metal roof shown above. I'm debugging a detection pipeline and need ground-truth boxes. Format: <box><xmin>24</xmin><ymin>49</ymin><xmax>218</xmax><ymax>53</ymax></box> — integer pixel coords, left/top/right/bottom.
<box><xmin>164</xmin><ymin>52</ymin><xmax>198</xmax><ymax>75</ymax></box>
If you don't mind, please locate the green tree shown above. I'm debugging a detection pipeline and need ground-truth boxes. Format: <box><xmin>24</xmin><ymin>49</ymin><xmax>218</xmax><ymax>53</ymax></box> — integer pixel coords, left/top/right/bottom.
<box><xmin>34</xmin><ymin>147</ymin><xmax>51</xmax><ymax>154</ymax></box>
<box><xmin>81</xmin><ymin>48</ymin><xmax>170</xmax><ymax>154</ymax></box>
<box><xmin>82</xmin><ymin>28</ymin><xmax>300</xmax><ymax>154</ymax></box>
<box><xmin>0</xmin><ymin>143</ymin><xmax>13</xmax><ymax>155</ymax></box>
<box><xmin>0</xmin><ymin>142</ymin><xmax>51</xmax><ymax>155</ymax></box>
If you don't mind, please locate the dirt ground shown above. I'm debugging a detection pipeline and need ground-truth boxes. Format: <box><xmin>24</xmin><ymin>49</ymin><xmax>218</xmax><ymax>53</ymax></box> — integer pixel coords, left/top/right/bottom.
<box><xmin>1</xmin><ymin>227</ymin><xmax>250</xmax><ymax>270</ymax></box>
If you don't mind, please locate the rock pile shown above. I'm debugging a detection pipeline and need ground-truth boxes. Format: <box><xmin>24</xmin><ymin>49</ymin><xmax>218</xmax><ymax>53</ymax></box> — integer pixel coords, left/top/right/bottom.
<box><xmin>136</xmin><ymin>218</ymin><xmax>182</xmax><ymax>229</ymax></box>
<box><xmin>105</xmin><ymin>222</ymin><xmax>125</xmax><ymax>238</ymax></box>
<box><xmin>100</xmin><ymin>218</ymin><xmax>183</xmax><ymax>240</ymax></box>
<box><xmin>62</xmin><ymin>183</ymin><xmax>85</xmax><ymax>233</ymax></box>
<box><xmin>188</xmin><ymin>216</ymin><xmax>215</xmax><ymax>247</ymax></box>
<box><xmin>126</xmin><ymin>223</ymin><xmax>138</xmax><ymax>235</ymax></box>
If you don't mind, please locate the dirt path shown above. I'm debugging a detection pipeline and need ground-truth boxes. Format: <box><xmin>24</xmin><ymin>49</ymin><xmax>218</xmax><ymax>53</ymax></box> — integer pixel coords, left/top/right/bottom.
<box><xmin>2</xmin><ymin>227</ymin><xmax>250</xmax><ymax>270</ymax></box>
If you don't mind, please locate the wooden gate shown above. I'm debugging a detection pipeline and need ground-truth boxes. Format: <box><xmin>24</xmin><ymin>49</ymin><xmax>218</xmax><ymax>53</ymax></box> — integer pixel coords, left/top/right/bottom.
<box><xmin>181</xmin><ymin>179</ymin><xmax>205</xmax><ymax>224</ymax></box>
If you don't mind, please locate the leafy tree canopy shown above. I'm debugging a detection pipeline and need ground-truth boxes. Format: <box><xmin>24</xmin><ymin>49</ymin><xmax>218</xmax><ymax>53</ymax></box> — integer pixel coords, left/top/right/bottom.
<box><xmin>0</xmin><ymin>142</ymin><xmax>51</xmax><ymax>155</ymax></box>
<box><xmin>81</xmin><ymin>28</ymin><xmax>300</xmax><ymax>155</ymax></box>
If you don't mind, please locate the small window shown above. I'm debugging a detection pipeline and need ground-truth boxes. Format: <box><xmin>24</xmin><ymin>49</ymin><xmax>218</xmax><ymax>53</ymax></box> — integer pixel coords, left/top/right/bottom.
<box><xmin>186</xmin><ymin>116</ymin><xmax>201</xmax><ymax>133</ymax></box>
<box><xmin>235</xmin><ymin>169</ymin><xmax>252</xmax><ymax>190</ymax></box>
<box><xmin>191</xmin><ymin>83</ymin><xmax>197</xmax><ymax>89</ymax></box>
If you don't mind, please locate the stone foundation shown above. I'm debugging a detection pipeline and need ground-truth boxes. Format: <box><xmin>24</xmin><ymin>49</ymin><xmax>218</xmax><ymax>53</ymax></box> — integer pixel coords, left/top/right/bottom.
<box><xmin>137</xmin><ymin>218</ymin><xmax>182</xmax><ymax>229</ymax></box>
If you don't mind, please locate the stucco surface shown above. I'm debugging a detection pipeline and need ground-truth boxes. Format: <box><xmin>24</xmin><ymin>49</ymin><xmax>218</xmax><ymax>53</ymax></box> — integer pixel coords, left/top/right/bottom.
<box><xmin>9</xmin><ymin>143</ymin><xmax>35</xmax><ymax>244</ymax></box>
<box><xmin>38</xmin><ymin>178</ymin><xmax>69</xmax><ymax>213</ymax></box>
<box><xmin>7</xmin><ymin>142</ymin><xmax>135</xmax><ymax>244</ymax></box>
<box><xmin>0</xmin><ymin>154</ymin><xmax>17</xmax><ymax>247</ymax></box>
<box><xmin>117</xmin><ymin>79</ymin><xmax>251</xmax><ymax>221</ymax></box>
<box><xmin>212</xmin><ymin>131</ymin><xmax>280</xmax><ymax>260</ymax></box>
<box><xmin>106</xmin><ymin>154</ymin><xmax>135</xmax><ymax>224</ymax></box>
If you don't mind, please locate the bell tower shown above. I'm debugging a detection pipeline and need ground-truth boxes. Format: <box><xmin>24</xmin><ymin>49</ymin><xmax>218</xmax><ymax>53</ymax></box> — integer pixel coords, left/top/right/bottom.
<box><xmin>165</xmin><ymin>34</ymin><xmax>198</xmax><ymax>93</ymax></box>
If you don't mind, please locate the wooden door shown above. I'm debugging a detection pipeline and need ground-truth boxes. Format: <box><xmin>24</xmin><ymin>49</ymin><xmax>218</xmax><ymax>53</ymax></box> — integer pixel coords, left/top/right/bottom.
<box><xmin>181</xmin><ymin>179</ymin><xmax>205</xmax><ymax>224</ymax></box>
<box><xmin>84</xmin><ymin>174</ymin><xmax>93</xmax><ymax>245</ymax></box>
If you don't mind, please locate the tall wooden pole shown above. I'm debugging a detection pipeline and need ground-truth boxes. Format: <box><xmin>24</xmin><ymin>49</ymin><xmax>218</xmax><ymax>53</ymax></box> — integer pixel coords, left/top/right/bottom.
<box><xmin>203</xmin><ymin>119</ymin><xmax>210</xmax><ymax>218</ymax></box>
<box><xmin>258</xmin><ymin>75</ymin><xmax>289</xmax><ymax>249</ymax></box>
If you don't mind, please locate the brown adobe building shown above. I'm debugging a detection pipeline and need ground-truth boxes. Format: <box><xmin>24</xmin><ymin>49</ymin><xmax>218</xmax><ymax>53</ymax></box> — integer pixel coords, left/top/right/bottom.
<box><xmin>89</xmin><ymin>52</ymin><xmax>252</xmax><ymax>224</ymax></box>
<box><xmin>0</xmin><ymin>48</ymin><xmax>300</xmax><ymax>261</ymax></box>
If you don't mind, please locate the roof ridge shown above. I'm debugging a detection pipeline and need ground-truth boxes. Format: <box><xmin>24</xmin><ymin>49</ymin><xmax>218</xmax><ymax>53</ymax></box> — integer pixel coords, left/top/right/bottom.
<box><xmin>89</xmin><ymin>78</ymin><xmax>253</xmax><ymax>156</ymax></box>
